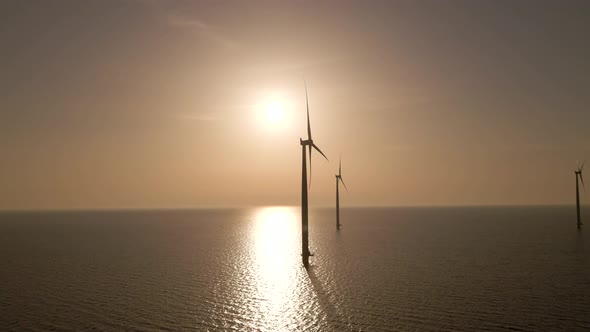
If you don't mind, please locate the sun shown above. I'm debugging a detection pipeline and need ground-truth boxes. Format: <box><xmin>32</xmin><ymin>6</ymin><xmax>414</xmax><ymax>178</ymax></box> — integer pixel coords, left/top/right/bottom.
<box><xmin>264</xmin><ymin>100</ymin><xmax>286</xmax><ymax>124</ymax></box>
<box><xmin>257</xmin><ymin>93</ymin><xmax>293</xmax><ymax>131</ymax></box>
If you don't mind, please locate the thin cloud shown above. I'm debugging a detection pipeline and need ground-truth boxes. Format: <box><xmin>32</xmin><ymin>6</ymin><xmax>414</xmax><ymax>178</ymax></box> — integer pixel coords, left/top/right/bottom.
<box><xmin>166</xmin><ymin>14</ymin><xmax>238</xmax><ymax>49</ymax></box>
<box><xmin>129</xmin><ymin>0</ymin><xmax>238</xmax><ymax>49</ymax></box>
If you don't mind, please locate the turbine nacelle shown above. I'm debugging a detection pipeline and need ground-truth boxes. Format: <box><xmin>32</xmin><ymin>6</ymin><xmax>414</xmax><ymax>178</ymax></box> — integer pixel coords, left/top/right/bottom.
<box><xmin>300</xmin><ymin>138</ymin><xmax>312</xmax><ymax>146</ymax></box>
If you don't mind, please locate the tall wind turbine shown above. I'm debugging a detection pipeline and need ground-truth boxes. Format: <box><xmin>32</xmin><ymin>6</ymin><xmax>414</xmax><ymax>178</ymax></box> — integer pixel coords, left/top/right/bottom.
<box><xmin>300</xmin><ymin>81</ymin><xmax>328</xmax><ymax>268</ymax></box>
<box><xmin>575</xmin><ymin>162</ymin><xmax>585</xmax><ymax>229</ymax></box>
<box><xmin>335</xmin><ymin>155</ymin><xmax>348</xmax><ymax>230</ymax></box>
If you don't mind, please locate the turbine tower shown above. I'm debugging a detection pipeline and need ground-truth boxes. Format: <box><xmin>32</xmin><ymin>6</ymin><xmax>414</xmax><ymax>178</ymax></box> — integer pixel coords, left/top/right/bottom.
<box><xmin>575</xmin><ymin>162</ymin><xmax>585</xmax><ymax>229</ymax></box>
<box><xmin>300</xmin><ymin>81</ymin><xmax>328</xmax><ymax>268</ymax></box>
<box><xmin>335</xmin><ymin>155</ymin><xmax>348</xmax><ymax>230</ymax></box>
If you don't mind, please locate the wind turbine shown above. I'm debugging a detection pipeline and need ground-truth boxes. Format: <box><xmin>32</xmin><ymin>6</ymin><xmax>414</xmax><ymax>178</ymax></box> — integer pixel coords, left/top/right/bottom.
<box><xmin>335</xmin><ymin>155</ymin><xmax>348</xmax><ymax>230</ymax></box>
<box><xmin>300</xmin><ymin>81</ymin><xmax>328</xmax><ymax>268</ymax></box>
<box><xmin>575</xmin><ymin>162</ymin><xmax>585</xmax><ymax>229</ymax></box>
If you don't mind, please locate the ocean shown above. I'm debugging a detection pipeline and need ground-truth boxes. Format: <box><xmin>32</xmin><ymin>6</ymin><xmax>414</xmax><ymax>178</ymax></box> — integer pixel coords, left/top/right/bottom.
<box><xmin>1</xmin><ymin>206</ymin><xmax>589</xmax><ymax>331</ymax></box>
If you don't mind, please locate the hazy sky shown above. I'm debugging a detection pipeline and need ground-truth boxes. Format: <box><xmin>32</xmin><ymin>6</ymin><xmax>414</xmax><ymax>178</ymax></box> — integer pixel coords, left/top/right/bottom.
<box><xmin>2</xmin><ymin>0</ymin><xmax>590</xmax><ymax>209</ymax></box>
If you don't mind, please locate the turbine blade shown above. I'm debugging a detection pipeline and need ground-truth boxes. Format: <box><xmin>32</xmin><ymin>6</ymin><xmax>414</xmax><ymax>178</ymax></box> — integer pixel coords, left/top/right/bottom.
<box><xmin>581</xmin><ymin>172</ymin><xmax>585</xmax><ymax>190</ymax></box>
<box><xmin>340</xmin><ymin>177</ymin><xmax>348</xmax><ymax>192</ymax></box>
<box><xmin>312</xmin><ymin>143</ymin><xmax>329</xmax><ymax>161</ymax></box>
<box><xmin>339</xmin><ymin>155</ymin><xmax>342</xmax><ymax>177</ymax></box>
<box><xmin>304</xmin><ymin>80</ymin><xmax>312</xmax><ymax>141</ymax></box>
<box><xmin>308</xmin><ymin>145</ymin><xmax>312</xmax><ymax>189</ymax></box>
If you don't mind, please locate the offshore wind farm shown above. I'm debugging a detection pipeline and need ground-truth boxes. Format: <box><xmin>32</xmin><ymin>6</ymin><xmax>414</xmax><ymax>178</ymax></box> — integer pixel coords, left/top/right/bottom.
<box><xmin>3</xmin><ymin>81</ymin><xmax>588</xmax><ymax>332</ymax></box>
<box><xmin>2</xmin><ymin>1</ymin><xmax>590</xmax><ymax>331</ymax></box>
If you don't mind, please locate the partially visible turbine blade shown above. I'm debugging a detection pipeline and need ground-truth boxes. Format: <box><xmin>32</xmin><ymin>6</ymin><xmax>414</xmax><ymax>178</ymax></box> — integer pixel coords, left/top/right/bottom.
<box><xmin>304</xmin><ymin>80</ymin><xmax>312</xmax><ymax>141</ymax></box>
<box><xmin>312</xmin><ymin>143</ymin><xmax>329</xmax><ymax>161</ymax></box>
<box><xmin>339</xmin><ymin>155</ymin><xmax>342</xmax><ymax>177</ymax></box>
<box><xmin>582</xmin><ymin>161</ymin><xmax>586</xmax><ymax>171</ymax></box>
<box><xmin>340</xmin><ymin>177</ymin><xmax>349</xmax><ymax>192</ymax></box>
<box><xmin>308</xmin><ymin>145</ymin><xmax>313</xmax><ymax>189</ymax></box>
<box><xmin>581</xmin><ymin>172</ymin><xmax>585</xmax><ymax>190</ymax></box>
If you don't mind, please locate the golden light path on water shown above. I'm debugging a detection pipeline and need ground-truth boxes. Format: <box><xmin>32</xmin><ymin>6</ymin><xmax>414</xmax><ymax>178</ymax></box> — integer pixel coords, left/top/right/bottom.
<box><xmin>207</xmin><ymin>206</ymin><xmax>344</xmax><ymax>331</ymax></box>
<box><xmin>244</xmin><ymin>206</ymin><xmax>331</xmax><ymax>331</ymax></box>
<box><xmin>254</xmin><ymin>207</ymin><xmax>294</xmax><ymax>286</ymax></box>
<box><xmin>252</xmin><ymin>207</ymin><xmax>306</xmax><ymax>329</ymax></box>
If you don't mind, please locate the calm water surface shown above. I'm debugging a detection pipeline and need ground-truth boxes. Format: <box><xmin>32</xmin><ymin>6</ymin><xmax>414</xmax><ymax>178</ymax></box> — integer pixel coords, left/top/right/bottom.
<box><xmin>1</xmin><ymin>207</ymin><xmax>589</xmax><ymax>331</ymax></box>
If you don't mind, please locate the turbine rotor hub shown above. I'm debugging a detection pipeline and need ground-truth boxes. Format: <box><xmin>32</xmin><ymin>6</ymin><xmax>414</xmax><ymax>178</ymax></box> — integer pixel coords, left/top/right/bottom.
<box><xmin>300</xmin><ymin>139</ymin><xmax>313</xmax><ymax>146</ymax></box>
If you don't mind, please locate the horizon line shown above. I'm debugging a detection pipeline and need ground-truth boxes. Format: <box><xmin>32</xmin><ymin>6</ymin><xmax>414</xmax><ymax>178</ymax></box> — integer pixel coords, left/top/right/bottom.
<box><xmin>0</xmin><ymin>203</ymin><xmax>587</xmax><ymax>213</ymax></box>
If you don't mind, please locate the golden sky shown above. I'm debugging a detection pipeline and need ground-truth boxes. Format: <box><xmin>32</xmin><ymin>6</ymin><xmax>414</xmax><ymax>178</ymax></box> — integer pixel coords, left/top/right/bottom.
<box><xmin>1</xmin><ymin>0</ymin><xmax>590</xmax><ymax>209</ymax></box>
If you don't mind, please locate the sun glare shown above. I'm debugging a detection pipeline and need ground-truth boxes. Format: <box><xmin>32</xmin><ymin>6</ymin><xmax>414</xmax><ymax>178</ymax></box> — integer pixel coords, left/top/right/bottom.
<box><xmin>257</xmin><ymin>93</ymin><xmax>293</xmax><ymax>131</ymax></box>
<box><xmin>265</xmin><ymin>100</ymin><xmax>285</xmax><ymax>124</ymax></box>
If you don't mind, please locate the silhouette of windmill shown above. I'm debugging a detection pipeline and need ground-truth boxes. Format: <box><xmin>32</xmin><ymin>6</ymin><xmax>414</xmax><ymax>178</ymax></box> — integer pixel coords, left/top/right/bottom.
<box><xmin>575</xmin><ymin>162</ymin><xmax>585</xmax><ymax>229</ymax></box>
<box><xmin>300</xmin><ymin>81</ymin><xmax>328</xmax><ymax>267</ymax></box>
<box><xmin>335</xmin><ymin>155</ymin><xmax>348</xmax><ymax>230</ymax></box>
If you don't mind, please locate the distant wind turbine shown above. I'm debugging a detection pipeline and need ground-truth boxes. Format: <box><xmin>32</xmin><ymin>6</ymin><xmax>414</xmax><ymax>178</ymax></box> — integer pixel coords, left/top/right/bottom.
<box><xmin>300</xmin><ymin>81</ymin><xmax>328</xmax><ymax>268</ymax></box>
<box><xmin>335</xmin><ymin>155</ymin><xmax>348</xmax><ymax>230</ymax></box>
<box><xmin>575</xmin><ymin>161</ymin><xmax>585</xmax><ymax>229</ymax></box>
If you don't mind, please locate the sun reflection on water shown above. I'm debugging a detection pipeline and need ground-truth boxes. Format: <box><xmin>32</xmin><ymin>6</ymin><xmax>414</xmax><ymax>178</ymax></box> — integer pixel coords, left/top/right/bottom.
<box><xmin>251</xmin><ymin>206</ymin><xmax>305</xmax><ymax>329</ymax></box>
<box><xmin>254</xmin><ymin>206</ymin><xmax>296</xmax><ymax>269</ymax></box>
